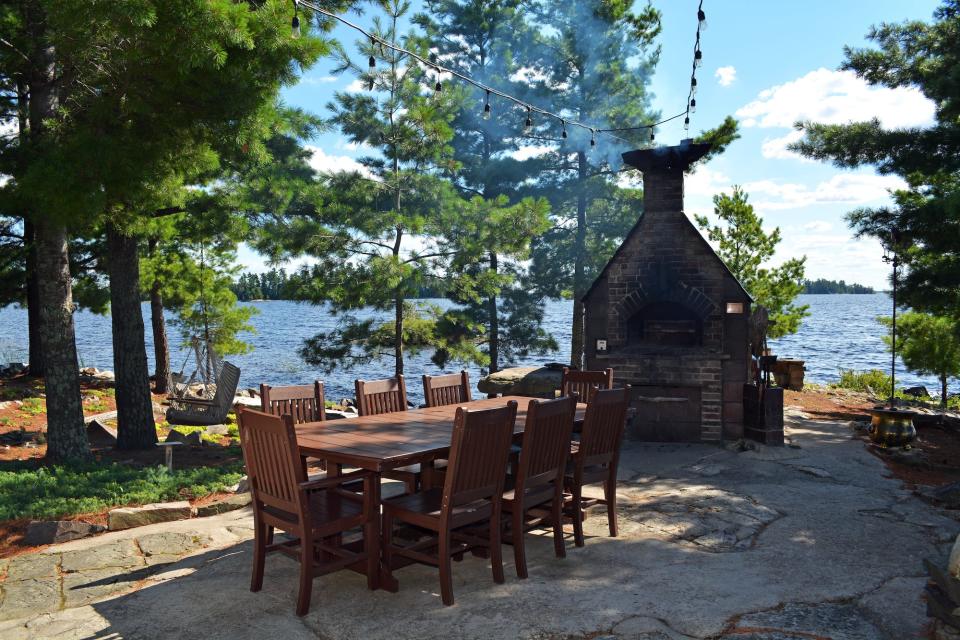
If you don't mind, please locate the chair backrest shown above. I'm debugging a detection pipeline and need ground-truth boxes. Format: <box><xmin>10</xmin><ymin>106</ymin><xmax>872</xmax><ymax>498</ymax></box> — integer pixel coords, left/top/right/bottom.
<box><xmin>561</xmin><ymin>367</ymin><xmax>613</xmax><ymax>403</ymax></box>
<box><xmin>576</xmin><ymin>387</ymin><xmax>630</xmax><ymax>470</ymax></box>
<box><xmin>422</xmin><ymin>371</ymin><xmax>472</xmax><ymax>408</ymax></box>
<box><xmin>355</xmin><ymin>375</ymin><xmax>408</xmax><ymax>416</ymax></box>
<box><xmin>516</xmin><ymin>395</ymin><xmax>577</xmax><ymax>497</ymax></box>
<box><xmin>237</xmin><ymin>407</ymin><xmax>307</xmax><ymax>520</ymax></box>
<box><xmin>211</xmin><ymin>362</ymin><xmax>241</xmax><ymax>419</ymax></box>
<box><xmin>260</xmin><ymin>381</ymin><xmax>327</xmax><ymax>424</ymax></box>
<box><xmin>442</xmin><ymin>401</ymin><xmax>518</xmax><ymax>511</ymax></box>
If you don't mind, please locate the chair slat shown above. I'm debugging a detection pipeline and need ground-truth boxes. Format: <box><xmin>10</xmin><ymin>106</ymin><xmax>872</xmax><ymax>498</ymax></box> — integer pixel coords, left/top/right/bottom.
<box><xmin>560</xmin><ymin>367</ymin><xmax>614</xmax><ymax>403</ymax></box>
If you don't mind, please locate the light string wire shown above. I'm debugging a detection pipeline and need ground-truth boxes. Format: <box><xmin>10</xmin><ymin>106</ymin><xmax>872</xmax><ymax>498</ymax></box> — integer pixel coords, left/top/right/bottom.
<box><xmin>292</xmin><ymin>0</ymin><xmax>705</xmax><ymax>146</ymax></box>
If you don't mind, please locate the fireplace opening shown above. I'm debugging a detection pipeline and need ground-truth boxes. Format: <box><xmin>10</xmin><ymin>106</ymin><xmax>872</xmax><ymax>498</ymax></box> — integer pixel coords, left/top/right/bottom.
<box><xmin>627</xmin><ymin>301</ymin><xmax>702</xmax><ymax>347</ymax></box>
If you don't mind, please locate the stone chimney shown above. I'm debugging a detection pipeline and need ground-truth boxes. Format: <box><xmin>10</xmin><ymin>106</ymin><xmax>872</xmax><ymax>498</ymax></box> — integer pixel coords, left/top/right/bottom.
<box><xmin>621</xmin><ymin>140</ymin><xmax>712</xmax><ymax>218</ymax></box>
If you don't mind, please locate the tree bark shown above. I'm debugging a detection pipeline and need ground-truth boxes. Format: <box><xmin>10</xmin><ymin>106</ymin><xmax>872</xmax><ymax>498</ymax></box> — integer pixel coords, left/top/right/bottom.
<box><xmin>106</xmin><ymin>224</ymin><xmax>156</xmax><ymax>449</ymax></box>
<box><xmin>570</xmin><ymin>151</ymin><xmax>588</xmax><ymax>369</ymax></box>
<box><xmin>487</xmin><ymin>250</ymin><xmax>500</xmax><ymax>373</ymax></box>
<box><xmin>147</xmin><ymin>239</ymin><xmax>170</xmax><ymax>394</ymax></box>
<box><xmin>35</xmin><ymin>219</ymin><xmax>90</xmax><ymax>462</ymax></box>
<box><xmin>24</xmin><ymin>218</ymin><xmax>45</xmax><ymax>377</ymax></box>
<box><xmin>395</xmin><ymin>292</ymin><xmax>404</xmax><ymax>377</ymax></box>
<box><xmin>943</xmin><ymin>374</ymin><xmax>948</xmax><ymax>410</ymax></box>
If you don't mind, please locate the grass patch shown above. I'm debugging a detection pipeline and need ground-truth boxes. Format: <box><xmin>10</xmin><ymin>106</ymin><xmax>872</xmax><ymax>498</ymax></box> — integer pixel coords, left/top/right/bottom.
<box><xmin>19</xmin><ymin>397</ymin><xmax>46</xmax><ymax>416</ymax></box>
<box><xmin>834</xmin><ymin>369</ymin><xmax>893</xmax><ymax>397</ymax></box>
<box><xmin>0</xmin><ymin>461</ymin><xmax>244</xmax><ymax>521</ymax></box>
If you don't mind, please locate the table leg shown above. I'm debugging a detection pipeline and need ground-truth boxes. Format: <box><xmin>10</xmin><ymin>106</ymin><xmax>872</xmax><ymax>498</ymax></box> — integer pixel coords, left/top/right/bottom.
<box><xmin>371</xmin><ymin>471</ymin><xmax>399</xmax><ymax>592</ymax></box>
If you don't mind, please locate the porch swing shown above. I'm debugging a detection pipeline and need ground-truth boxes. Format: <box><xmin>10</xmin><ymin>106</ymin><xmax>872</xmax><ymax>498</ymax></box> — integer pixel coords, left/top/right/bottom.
<box><xmin>165</xmin><ymin>244</ymin><xmax>241</xmax><ymax>426</ymax></box>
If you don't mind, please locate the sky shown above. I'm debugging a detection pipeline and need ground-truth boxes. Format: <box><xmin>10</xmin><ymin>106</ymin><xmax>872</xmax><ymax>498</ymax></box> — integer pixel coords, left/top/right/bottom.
<box><xmin>240</xmin><ymin>0</ymin><xmax>944</xmax><ymax>290</ymax></box>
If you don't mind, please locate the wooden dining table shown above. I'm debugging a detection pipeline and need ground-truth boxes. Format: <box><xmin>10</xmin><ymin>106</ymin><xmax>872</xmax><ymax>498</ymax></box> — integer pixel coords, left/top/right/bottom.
<box><xmin>294</xmin><ymin>395</ymin><xmax>587</xmax><ymax>590</ymax></box>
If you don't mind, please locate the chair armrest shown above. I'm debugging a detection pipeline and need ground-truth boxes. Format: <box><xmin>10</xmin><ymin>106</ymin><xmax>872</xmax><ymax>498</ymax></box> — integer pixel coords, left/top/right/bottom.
<box><xmin>299</xmin><ymin>469</ymin><xmax>373</xmax><ymax>492</ymax></box>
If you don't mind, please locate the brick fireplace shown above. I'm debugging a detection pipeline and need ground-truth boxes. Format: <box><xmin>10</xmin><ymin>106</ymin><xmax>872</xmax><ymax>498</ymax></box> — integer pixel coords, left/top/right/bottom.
<box><xmin>581</xmin><ymin>141</ymin><xmax>752</xmax><ymax>443</ymax></box>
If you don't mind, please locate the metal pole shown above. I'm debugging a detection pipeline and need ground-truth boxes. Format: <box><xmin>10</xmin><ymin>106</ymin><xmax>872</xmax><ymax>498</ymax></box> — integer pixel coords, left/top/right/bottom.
<box><xmin>890</xmin><ymin>253</ymin><xmax>897</xmax><ymax>409</ymax></box>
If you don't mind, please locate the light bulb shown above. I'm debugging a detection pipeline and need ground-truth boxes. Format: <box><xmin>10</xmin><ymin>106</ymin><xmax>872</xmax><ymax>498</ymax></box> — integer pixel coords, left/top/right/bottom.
<box><xmin>590</xmin><ymin>129</ymin><xmax>596</xmax><ymax>146</ymax></box>
<box><xmin>369</xmin><ymin>55</ymin><xmax>376</xmax><ymax>69</ymax></box>
<box><xmin>291</xmin><ymin>15</ymin><xmax>301</xmax><ymax>39</ymax></box>
<box><xmin>698</xmin><ymin>8</ymin><xmax>706</xmax><ymax>28</ymax></box>
<box><xmin>690</xmin><ymin>98</ymin><xmax>697</xmax><ymax>113</ymax></box>
<box><xmin>694</xmin><ymin>49</ymin><xmax>702</xmax><ymax>67</ymax></box>
<box><xmin>523</xmin><ymin>108</ymin><xmax>532</xmax><ymax>135</ymax></box>
<box><xmin>482</xmin><ymin>91</ymin><xmax>491</xmax><ymax>120</ymax></box>
<box><xmin>561</xmin><ymin>120</ymin><xmax>567</xmax><ymax>139</ymax></box>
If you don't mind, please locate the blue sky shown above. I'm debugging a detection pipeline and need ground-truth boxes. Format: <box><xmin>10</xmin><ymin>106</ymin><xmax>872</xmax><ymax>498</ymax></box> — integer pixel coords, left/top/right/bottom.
<box><xmin>241</xmin><ymin>0</ymin><xmax>943</xmax><ymax>290</ymax></box>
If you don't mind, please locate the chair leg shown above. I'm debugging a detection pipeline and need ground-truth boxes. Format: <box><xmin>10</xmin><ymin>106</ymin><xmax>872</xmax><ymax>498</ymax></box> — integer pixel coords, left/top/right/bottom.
<box><xmin>572</xmin><ymin>486</ymin><xmax>585</xmax><ymax>548</ymax></box>
<box><xmin>438</xmin><ymin>531</ymin><xmax>454</xmax><ymax>606</ymax></box>
<box><xmin>512</xmin><ymin>508</ymin><xmax>527</xmax><ymax>579</ymax></box>
<box><xmin>251</xmin><ymin>519</ymin><xmax>267</xmax><ymax>592</ymax></box>
<box><xmin>382</xmin><ymin>510</ymin><xmax>395</xmax><ymax>587</ymax></box>
<box><xmin>266</xmin><ymin>525</ymin><xmax>275</xmax><ymax>546</ymax></box>
<box><xmin>605</xmin><ymin>475</ymin><xmax>618</xmax><ymax>538</ymax></box>
<box><xmin>551</xmin><ymin>490</ymin><xmax>566</xmax><ymax>559</ymax></box>
<box><xmin>364</xmin><ymin>512</ymin><xmax>378</xmax><ymax>591</ymax></box>
<box><xmin>295</xmin><ymin>539</ymin><xmax>314</xmax><ymax>617</ymax></box>
<box><xmin>490</xmin><ymin>506</ymin><xmax>505</xmax><ymax>585</ymax></box>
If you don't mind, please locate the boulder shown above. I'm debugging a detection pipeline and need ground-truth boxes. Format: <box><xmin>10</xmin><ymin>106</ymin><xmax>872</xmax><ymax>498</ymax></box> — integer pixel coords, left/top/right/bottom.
<box><xmin>234</xmin><ymin>476</ymin><xmax>250</xmax><ymax>493</ymax></box>
<box><xmin>195</xmin><ymin>493</ymin><xmax>252</xmax><ymax>517</ymax></box>
<box><xmin>325</xmin><ymin>409</ymin><xmax>356</xmax><ymax>420</ymax></box>
<box><xmin>924</xmin><ymin>481</ymin><xmax>960</xmax><ymax>509</ymax></box>
<box><xmin>86</xmin><ymin>419</ymin><xmax>118</xmax><ymax>445</ymax></box>
<box><xmin>232</xmin><ymin>395</ymin><xmax>260</xmax><ymax>408</ymax></box>
<box><xmin>903</xmin><ymin>386</ymin><xmax>930</xmax><ymax>398</ymax></box>
<box><xmin>108</xmin><ymin>501</ymin><xmax>194</xmax><ymax>530</ymax></box>
<box><xmin>477</xmin><ymin>366</ymin><xmax>562</xmax><ymax>398</ymax></box>
<box><xmin>23</xmin><ymin>520</ymin><xmax>105</xmax><ymax>546</ymax></box>
<box><xmin>204</xmin><ymin>424</ymin><xmax>230</xmax><ymax>436</ymax></box>
<box><xmin>949</xmin><ymin>533</ymin><xmax>960</xmax><ymax>578</ymax></box>
<box><xmin>165</xmin><ymin>429</ymin><xmax>201</xmax><ymax>446</ymax></box>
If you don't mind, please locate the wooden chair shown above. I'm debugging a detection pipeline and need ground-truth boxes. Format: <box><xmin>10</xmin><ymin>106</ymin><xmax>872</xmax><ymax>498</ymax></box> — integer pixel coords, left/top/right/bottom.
<box><xmin>381</xmin><ymin>401</ymin><xmax>519</xmax><ymax>606</ymax></box>
<box><xmin>260</xmin><ymin>381</ymin><xmax>327</xmax><ymax>423</ymax></box>
<box><xmin>166</xmin><ymin>361</ymin><xmax>241</xmax><ymax>426</ymax></box>
<box><xmin>354</xmin><ymin>375</ymin><xmax>418</xmax><ymax>493</ymax></box>
<box><xmin>422</xmin><ymin>371</ymin><xmax>472</xmax><ymax>407</ymax></box>
<box><xmin>355</xmin><ymin>375</ymin><xmax>408</xmax><ymax>416</ymax></box>
<box><xmin>560</xmin><ymin>367</ymin><xmax>614</xmax><ymax>403</ymax></box>
<box><xmin>502</xmin><ymin>394</ymin><xmax>577</xmax><ymax>579</ymax></box>
<box><xmin>261</xmin><ymin>381</ymin><xmax>328</xmax><ymax>473</ymax></box>
<box><xmin>237</xmin><ymin>407</ymin><xmax>377</xmax><ymax>617</ymax></box>
<box><xmin>564</xmin><ymin>386</ymin><xmax>630</xmax><ymax>547</ymax></box>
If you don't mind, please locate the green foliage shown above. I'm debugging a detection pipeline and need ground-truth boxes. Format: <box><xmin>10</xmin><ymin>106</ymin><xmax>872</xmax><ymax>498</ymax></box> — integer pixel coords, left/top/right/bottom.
<box><xmin>791</xmin><ymin>2</ymin><xmax>960</xmax><ymax>316</ymax></box>
<box><xmin>803</xmin><ymin>279</ymin><xmax>875</xmax><ymax>294</ymax></box>
<box><xmin>0</xmin><ymin>462</ymin><xmax>244</xmax><ymax>521</ymax></box>
<box><xmin>695</xmin><ymin>186</ymin><xmax>809</xmax><ymax>339</ymax></box>
<box><xmin>19</xmin><ymin>397</ymin><xmax>45</xmax><ymax>416</ymax></box>
<box><xmin>879</xmin><ymin>312</ymin><xmax>960</xmax><ymax>406</ymax></box>
<box><xmin>834</xmin><ymin>369</ymin><xmax>893</xmax><ymax>397</ymax></box>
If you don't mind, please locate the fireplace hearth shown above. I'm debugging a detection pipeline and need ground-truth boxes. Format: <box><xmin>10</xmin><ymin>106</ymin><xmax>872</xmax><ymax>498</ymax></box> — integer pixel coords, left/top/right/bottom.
<box><xmin>581</xmin><ymin>141</ymin><xmax>752</xmax><ymax>443</ymax></box>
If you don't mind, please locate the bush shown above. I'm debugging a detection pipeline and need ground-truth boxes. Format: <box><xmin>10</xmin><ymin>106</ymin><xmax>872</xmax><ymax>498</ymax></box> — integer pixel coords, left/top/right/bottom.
<box><xmin>0</xmin><ymin>461</ymin><xmax>244</xmax><ymax>521</ymax></box>
<box><xmin>835</xmin><ymin>369</ymin><xmax>893</xmax><ymax>396</ymax></box>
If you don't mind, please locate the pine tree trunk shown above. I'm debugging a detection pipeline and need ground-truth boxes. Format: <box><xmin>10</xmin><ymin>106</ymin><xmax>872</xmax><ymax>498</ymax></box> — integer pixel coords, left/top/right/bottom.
<box><xmin>395</xmin><ymin>292</ymin><xmax>404</xmax><ymax>377</ymax></box>
<box><xmin>147</xmin><ymin>239</ymin><xmax>170</xmax><ymax>394</ymax></box>
<box><xmin>488</xmin><ymin>250</ymin><xmax>500</xmax><ymax>373</ymax></box>
<box><xmin>35</xmin><ymin>219</ymin><xmax>89</xmax><ymax>462</ymax></box>
<box><xmin>943</xmin><ymin>375</ymin><xmax>949</xmax><ymax>410</ymax></box>
<box><xmin>570</xmin><ymin>152</ymin><xmax>588</xmax><ymax>369</ymax></box>
<box><xmin>24</xmin><ymin>218</ymin><xmax>45</xmax><ymax>377</ymax></box>
<box><xmin>106</xmin><ymin>224</ymin><xmax>156</xmax><ymax>449</ymax></box>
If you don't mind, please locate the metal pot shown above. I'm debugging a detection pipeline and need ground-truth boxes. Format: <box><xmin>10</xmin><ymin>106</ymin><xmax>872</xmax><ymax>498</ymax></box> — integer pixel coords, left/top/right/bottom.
<box><xmin>868</xmin><ymin>409</ymin><xmax>917</xmax><ymax>448</ymax></box>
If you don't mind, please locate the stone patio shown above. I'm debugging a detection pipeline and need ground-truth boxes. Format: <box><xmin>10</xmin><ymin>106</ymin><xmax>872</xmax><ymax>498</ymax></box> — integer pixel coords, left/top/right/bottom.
<box><xmin>0</xmin><ymin>408</ymin><xmax>953</xmax><ymax>639</ymax></box>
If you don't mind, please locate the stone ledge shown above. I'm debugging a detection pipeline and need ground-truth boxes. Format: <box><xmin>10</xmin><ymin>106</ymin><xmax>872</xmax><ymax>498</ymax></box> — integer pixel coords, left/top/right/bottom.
<box><xmin>108</xmin><ymin>502</ymin><xmax>194</xmax><ymax>531</ymax></box>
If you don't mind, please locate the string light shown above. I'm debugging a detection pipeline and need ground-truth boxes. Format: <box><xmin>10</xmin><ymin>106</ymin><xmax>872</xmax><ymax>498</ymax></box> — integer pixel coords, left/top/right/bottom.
<box><xmin>690</xmin><ymin>98</ymin><xmax>696</xmax><ymax>113</ymax></box>
<box><xmin>561</xmin><ymin>120</ymin><xmax>567</xmax><ymax>139</ymax></box>
<box><xmin>291</xmin><ymin>0</ymin><xmax>707</xmax><ymax>149</ymax></box>
<box><xmin>368</xmin><ymin>55</ymin><xmax>376</xmax><ymax>69</ymax></box>
<box><xmin>684</xmin><ymin>116</ymin><xmax>690</xmax><ymax>131</ymax></box>
<box><xmin>368</xmin><ymin>76</ymin><xmax>375</xmax><ymax>91</ymax></box>
<box><xmin>291</xmin><ymin>0</ymin><xmax>301</xmax><ymax>39</ymax></box>
<box><xmin>685</xmin><ymin>1</ymin><xmax>706</xmax><ymax>132</ymax></box>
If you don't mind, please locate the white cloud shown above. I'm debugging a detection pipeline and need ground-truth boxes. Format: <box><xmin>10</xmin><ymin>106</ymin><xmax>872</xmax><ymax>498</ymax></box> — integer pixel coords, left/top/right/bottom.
<box><xmin>803</xmin><ymin>220</ymin><xmax>833</xmax><ymax>233</ymax></box>
<box><xmin>305</xmin><ymin>146</ymin><xmax>374</xmax><ymax>179</ymax></box>
<box><xmin>736</xmin><ymin>68</ymin><xmax>935</xmax><ymax>130</ymax></box>
<box><xmin>743</xmin><ymin>173</ymin><xmax>907</xmax><ymax>211</ymax></box>
<box><xmin>715</xmin><ymin>66</ymin><xmax>737</xmax><ymax>87</ymax></box>
<box><xmin>510</xmin><ymin>145</ymin><xmax>552</xmax><ymax>161</ymax></box>
<box><xmin>344</xmin><ymin>78</ymin><xmax>366</xmax><ymax>93</ymax></box>
<box><xmin>685</xmin><ymin>166</ymin><xmax>731</xmax><ymax>198</ymax></box>
<box><xmin>759</xmin><ymin>130</ymin><xmax>811</xmax><ymax>161</ymax></box>
<box><xmin>300</xmin><ymin>75</ymin><xmax>338</xmax><ymax>85</ymax></box>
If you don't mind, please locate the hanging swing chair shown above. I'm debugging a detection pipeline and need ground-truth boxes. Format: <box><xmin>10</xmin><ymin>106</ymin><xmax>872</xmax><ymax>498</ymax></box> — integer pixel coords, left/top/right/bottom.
<box><xmin>165</xmin><ymin>243</ymin><xmax>241</xmax><ymax>426</ymax></box>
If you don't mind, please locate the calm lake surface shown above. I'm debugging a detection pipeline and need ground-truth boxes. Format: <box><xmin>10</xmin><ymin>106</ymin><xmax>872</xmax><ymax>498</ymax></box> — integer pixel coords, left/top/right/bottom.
<box><xmin>0</xmin><ymin>293</ymin><xmax>952</xmax><ymax>404</ymax></box>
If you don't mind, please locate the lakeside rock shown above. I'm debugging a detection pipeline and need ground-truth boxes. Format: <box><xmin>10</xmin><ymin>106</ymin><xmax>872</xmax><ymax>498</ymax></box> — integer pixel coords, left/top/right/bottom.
<box><xmin>477</xmin><ymin>366</ymin><xmax>562</xmax><ymax>398</ymax></box>
<box><xmin>108</xmin><ymin>501</ymin><xmax>194</xmax><ymax>531</ymax></box>
<box><xmin>23</xmin><ymin>521</ymin><xmax>106</xmax><ymax>546</ymax></box>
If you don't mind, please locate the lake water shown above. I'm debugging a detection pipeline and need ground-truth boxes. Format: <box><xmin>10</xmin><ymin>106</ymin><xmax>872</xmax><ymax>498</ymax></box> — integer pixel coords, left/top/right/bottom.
<box><xmin>0</xmin><ymin>293</ymin><xmax>953</xmax><ymax>404</ymax></box>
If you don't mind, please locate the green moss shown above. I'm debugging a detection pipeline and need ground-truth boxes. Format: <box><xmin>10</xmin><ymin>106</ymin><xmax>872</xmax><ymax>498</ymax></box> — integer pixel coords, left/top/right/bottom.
<box><xmin>0</xmin><ymin>461</ymin><xmax>244</xmax><ymax>521</ymax></box>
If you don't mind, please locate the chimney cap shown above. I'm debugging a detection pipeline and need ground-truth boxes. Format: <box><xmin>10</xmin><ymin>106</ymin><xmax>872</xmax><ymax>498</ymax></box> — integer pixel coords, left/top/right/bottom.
<box><xmin>621</xmin><ymin>140</ymin><xmax>713</xmax><ymax>173</ymax></box>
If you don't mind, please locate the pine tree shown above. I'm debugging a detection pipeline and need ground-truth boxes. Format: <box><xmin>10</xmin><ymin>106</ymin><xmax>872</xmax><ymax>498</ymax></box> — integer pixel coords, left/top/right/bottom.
<box><xmin>792</xmin><ymin>1</ymin><xmax>960</xmax><ymax>317</ymax></box>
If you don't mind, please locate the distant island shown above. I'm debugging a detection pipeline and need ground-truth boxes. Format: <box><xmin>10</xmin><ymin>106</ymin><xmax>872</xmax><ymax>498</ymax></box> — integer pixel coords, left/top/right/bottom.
<box><xmin>803</xmin><ymin>279</ymin><xmax>875</xmax><ymax>294</ymax></box>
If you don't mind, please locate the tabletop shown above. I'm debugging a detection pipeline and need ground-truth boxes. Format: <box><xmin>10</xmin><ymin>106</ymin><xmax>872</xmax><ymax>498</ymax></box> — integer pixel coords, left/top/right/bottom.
<box><xmin>296</xmin><ymin>395</ymin><xmax>586</xmax><ymax>472</ymax></box>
